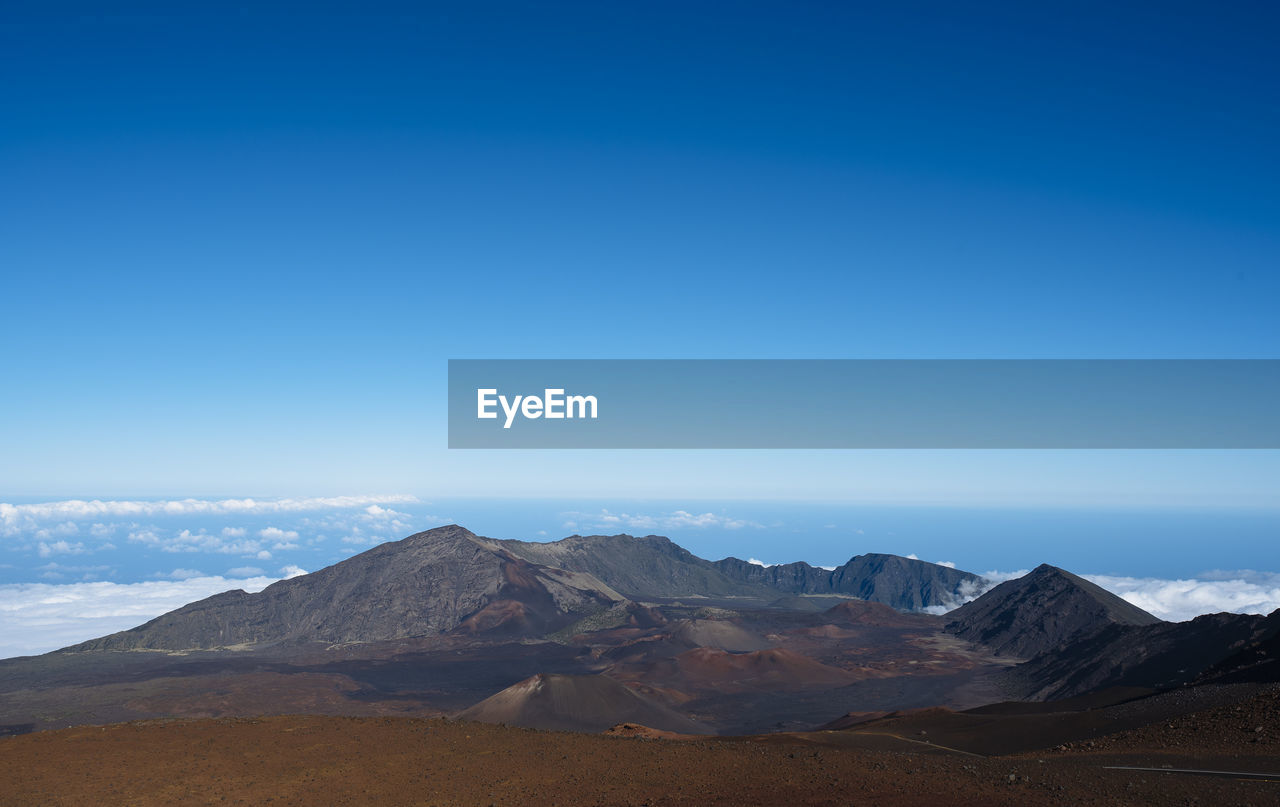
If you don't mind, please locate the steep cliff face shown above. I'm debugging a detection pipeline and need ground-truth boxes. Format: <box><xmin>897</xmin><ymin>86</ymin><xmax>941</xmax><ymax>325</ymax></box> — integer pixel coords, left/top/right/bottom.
<box><xmin>714</xmin><ymin>552</ymin><xmax>984</xmax><ymax>611</ymax></box>
<box><xmin>501</xmin><ymin>535</ymin><xmax>984</xmax><ymax>611</ymax></box>
<box><xmin>67</xmin><ymin>525</ymin><xmax>622</xmax><ymax>651</ymax></box>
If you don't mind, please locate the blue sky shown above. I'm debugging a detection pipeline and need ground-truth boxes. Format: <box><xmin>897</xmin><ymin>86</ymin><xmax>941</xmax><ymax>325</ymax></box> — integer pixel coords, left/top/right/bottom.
<box><xmin>3</xmin><ymin>4</ymin><xmax>1279</xmax><ymax>505</ymax></box>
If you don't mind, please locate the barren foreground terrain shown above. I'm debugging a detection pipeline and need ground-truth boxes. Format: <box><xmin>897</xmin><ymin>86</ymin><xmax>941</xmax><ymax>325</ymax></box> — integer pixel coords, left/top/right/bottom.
<box><xmin>2</xmin><ymin>687</ymin><xmax>1277</xmax><ymax>807</ymax></box>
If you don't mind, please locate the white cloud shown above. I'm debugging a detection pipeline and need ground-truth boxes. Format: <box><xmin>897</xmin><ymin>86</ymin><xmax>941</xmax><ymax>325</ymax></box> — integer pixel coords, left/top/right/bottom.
<box><xmin>128</xmin><ymin>528</ymin><xmax>267</xmax><ymax>556</ymax></box>
<box><xmin>1082</xmin><ymin>573</ymin><xmax>1280</xmax><ymax>623</ymax></box>
<box><xmin>922</xmin><ymin>570</ymin><xmax>1030</xmax><ymax>615</ymax></box>
<box><xmin>299</xmin><ymin>509</ymin><xmax>434</xmax><ymax>543</ymax></box>
<box><xmin>35</xmin><ymin>562</ymin><xmax>113</xmax><ymax>582</ymax></box>
<box><xmin>920</xmin><ymin>568</ymin><xmax>1280</xmax><ymax>623</ymax></box>
<box><xmin>280</xmin><ymin>565</ymin><xmax>308</xmax><ymax>579</ymax></box>
<box><xmin>0</xmin><ymin>495</ymin><xmax>419</xmax><ymax>536</ymax></box>
<box><xmin>259</xmin><ymin>527</ymin><xmax>300</xmax><ymax>550</ymax></box>
<box><xmin>34</xmin><ymin>522</ymin><xmax>80</xmax><ymax>540</ymax></box>
<box><xmin>563</xmin><ymin>509</ymin><xmax>763</xmax><ymax>532</ymax></box>
<box><xmin>0</xmin><ymin>574</ymin><xmax>290</xmax><ymax>658</ymax></box>
<box><xmin>37</xmin><ymin>540</ymin><xmax>86</xmax><ymax>558</ymax></box>
<box><xmin>155</xmin><ymin>569</ymin><xmax>204</xmax><ymax>580</ymax></box>
<box><xmin>747</xmin><ymin>558</ymin><xmax>772</xmax><ymax>567</ymax></box>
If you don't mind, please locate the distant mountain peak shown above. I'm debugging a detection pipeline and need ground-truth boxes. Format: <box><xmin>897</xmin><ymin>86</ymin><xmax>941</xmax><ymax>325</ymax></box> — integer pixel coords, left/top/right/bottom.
<box><xmin>67</xmin><ymin>524</ymin><xmax>621</xmax><ymax>652</ymax></box>
<box><xmin>945</xmin><ymin>563</ymin><xmax>1160</xmax><ymax>659</ymax></box>
<box><xmin>714</xmin><ymin>551</ymin><xmax>983</xmax><ymax>611</ymax></box>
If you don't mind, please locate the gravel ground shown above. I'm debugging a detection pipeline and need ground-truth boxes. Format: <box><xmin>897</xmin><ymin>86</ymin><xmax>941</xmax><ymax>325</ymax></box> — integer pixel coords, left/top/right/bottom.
<box><xmin>2</xmin><ymin>710</ymin><xmax>1278</xmax><ymax>806</ymax></box>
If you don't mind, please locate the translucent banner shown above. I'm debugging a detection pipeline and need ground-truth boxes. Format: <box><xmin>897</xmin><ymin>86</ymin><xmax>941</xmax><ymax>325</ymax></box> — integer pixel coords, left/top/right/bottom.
<box><xmin>447</xmin><ymin>360</ymin><xmax>1280</xmax><ymax>448</ymax></box>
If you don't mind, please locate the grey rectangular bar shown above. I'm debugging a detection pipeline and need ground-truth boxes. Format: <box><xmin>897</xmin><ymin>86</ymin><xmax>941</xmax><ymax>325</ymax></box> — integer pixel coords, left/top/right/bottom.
<box><xmin>447</xmin><ymin>360</ymin><xmax>1280</xmax><ymax>448</ymax></box>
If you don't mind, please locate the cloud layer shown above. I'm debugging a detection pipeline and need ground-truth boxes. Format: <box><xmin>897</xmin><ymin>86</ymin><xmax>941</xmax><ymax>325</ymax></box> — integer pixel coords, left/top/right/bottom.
<box><xmin>925</xmin><ymin>568</ymin><xmax>1280</xmax><ymax>623</ymax></box>
<box><xmin>562</xmin><ymin>509</ymin><xmax>763</xmax><ymax>532</ymax></box>
<box><xmin>1082</xmin><ymin>572</ymin><xmax>1280</xmax><ymax>623</ymax></box>
<box><xmin>0</xmin><ymin>495</ymin><xmax>418</xmax><ymax>536</ymax></box>
<box><xmin>0</xmin><ymin>568</ymin><xmax>306</xmax><ymax>658</ymax></box>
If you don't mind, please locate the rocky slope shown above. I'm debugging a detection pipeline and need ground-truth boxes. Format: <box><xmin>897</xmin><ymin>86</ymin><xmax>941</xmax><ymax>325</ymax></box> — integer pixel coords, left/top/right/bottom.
<box><xmin>1006</xmin><ymin>609</ymin><xmax>1279</xmax><ymax>700</ymax></box>
<box><xmin>65</xmin><ymin>525</ymin><xmax>622</xmax><ymax>651</ymax></box>
<box><xmin>945</xmin><ymin>564</ymin><xmax>1161</xmax><ymax>659</ymax></box>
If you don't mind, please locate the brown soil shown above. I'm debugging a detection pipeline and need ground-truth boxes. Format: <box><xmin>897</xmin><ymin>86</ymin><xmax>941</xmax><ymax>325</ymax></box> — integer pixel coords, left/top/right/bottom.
<box><xmin>2</xmin><ymin>713</ymin><xmax>1278</xmax><ymax>806</ymax></box>
<box><xmin>638</xmin><ymin>647</ymin><xmax>859</xmax><ymax>694</ymax></box>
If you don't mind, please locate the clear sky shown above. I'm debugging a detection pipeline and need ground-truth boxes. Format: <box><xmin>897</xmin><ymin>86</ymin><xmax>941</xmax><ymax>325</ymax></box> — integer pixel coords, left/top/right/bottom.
<box><xmin>3</xmin><ymin>2</ymin><xmax>1279</xmax><ymax>504</ymax></box>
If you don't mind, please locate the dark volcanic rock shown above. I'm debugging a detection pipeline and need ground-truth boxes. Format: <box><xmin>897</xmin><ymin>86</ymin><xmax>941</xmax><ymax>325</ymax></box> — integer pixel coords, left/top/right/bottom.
<box><xmin>65</xmin><ymin>526</ymin><xmax>623</xmax><ymax>651</ymax></box>
<box><xmin>1007</xmin><ymin>610</ymin><xmax>1277</xmax><ymax>700</ymax></box>
<box><xmin>1194</xmin><ymin>608</ymin><xmax>1280</xmax><ymax>684</ymax></box>
<box><xmin>713</xmin><ymin>557</ymin><xmax>833</xmax><ymax>593</ymax></box>
<box><xmin>714</xmin><ymin>552</ymin><xmax>984</xmax><ymax>611</ymax></box>
<box><xmin>945</xmin><ymin>564</ymin><xmax>1161</xmax><ymax>660</ymax></box>
<box><xmin>502</xmin><ymin>535</ymin><xmax>982</xmax><ymax>611</ymax></box>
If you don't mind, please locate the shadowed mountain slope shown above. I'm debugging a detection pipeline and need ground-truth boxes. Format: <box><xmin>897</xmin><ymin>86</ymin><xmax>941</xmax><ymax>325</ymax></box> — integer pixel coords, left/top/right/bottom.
<box><xmin>65</xmin><ymin>526</ymin><xmax>622</xmax><ymax>651</ymax></box>
<box><xmin>455</xmin><ymin>673</ymin><xmax>706</xmax><ymax>734</ymax></box>
<box><xmin>945</xmin><ymin>564</ymin><xmax>1161</xmax><ymax>659</ymax></box>
<box><xmin>1195</xmin><ymin>608</ymin><xmax>1280</xmax><ymax>684</ymax></box>
<box><xmin>714</xmin><ymin>553</ymin><xmax>984</xmax><ymax>611</ymax></box>
<box><xmin>1006</xmin><ymin>609</ymin><xmax>1280</xmax><ymax>700</ymax></box>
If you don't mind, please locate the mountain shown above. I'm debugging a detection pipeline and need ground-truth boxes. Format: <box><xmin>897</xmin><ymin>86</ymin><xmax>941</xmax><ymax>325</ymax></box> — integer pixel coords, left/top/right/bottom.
<box><xmin>497</xmin><ymin>534</ymin><xmax>772</xmax><ymax>600</ymax></box>
<box><xmin>66</xmin><ymin>525</ymin><xmax>622</xmax><ymax>651</ymax></box>
<box><xmin>65</xmin><ymin>531</ymin><xmax>986</xmax><ymax>655</ymax></box>
<box><xmin>455</xmin><ymin>673</ymin><xmax>705</xmax><ymax>734</ymax></box>
<box><xmin>499</xmin><ymin>533</ymin><xmax>984</xmax><ymax>611</ymax></box>
<box><xmin>713</xmin><ymin>552</ymin><xmax>984</xmax><ymax>611</ymax></box>
<box><xmin>1006</xmin><ymin>610</ymin><xmax>1278</xmax><ymax>700</ymax></box>
<box><xmin>1194</xmin><ymin>608</ymin><xmax>1280</xmax><ymax>684</ymax></box>
<box><xmin>945</xmin><ymin>564</ymin><xmax>1161</xmax><ymax>659</ymax></box>
<box><xmin>711</xmin><ymin>557</ymin><xmax>831</xmax><ymax>593</ymax></box>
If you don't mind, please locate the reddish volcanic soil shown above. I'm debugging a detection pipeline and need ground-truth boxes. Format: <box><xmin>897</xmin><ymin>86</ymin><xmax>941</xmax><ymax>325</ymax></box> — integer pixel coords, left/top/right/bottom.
<box><xmin>3</xmin><ymin>707</ymin><xmax>1279</xmax><ymax>807</ymax></box>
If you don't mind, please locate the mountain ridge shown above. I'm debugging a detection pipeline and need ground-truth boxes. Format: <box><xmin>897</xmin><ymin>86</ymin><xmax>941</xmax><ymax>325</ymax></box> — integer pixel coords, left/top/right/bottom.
<box><xmin>66</xmin><ymin>525</ymin><xmax>623</xmax><ymax>651</ymax></box>
<box><xmin>945</xmin><ymin>563</ymin><xmax>1162</xmax><ymax>660</ymax></box>
<box><xmin>501</xmin><ymin>533</ymin><xmax>982</xmax><ymax>610</ymax></box>
<box><xmin>714</xmin><ymin>552</ymin><xmax>985</xmax><ymax>611</ymax></box>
